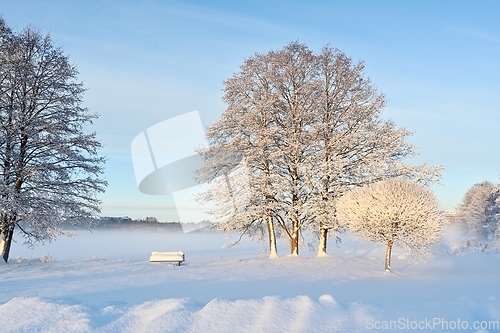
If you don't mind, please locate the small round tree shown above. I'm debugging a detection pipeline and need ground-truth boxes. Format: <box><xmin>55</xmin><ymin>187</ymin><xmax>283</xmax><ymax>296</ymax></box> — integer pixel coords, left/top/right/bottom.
<box><xmin>336</xmin><ymin>179</ymin><xmax>444</xmax><ymax>271</ymax></box>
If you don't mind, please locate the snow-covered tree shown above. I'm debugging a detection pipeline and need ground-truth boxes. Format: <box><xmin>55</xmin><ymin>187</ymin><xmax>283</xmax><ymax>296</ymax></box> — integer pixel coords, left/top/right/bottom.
<box><xmin>199</xmin><ymin>43</ymin><xmax>319</xmax><ymax>256</ymax></box>
<box><xmin>0</xmin><ymin>20</ymin><xmax>106</xmax><ymax>262</ymax></box>
<box><xmin>198</xmin><ymin>42</ymin><xmax>442</xmax><ymax>257</ymax></box>
<box><xmin>456</xmin><ymin>181</ymin><xmax>500</xmax><ymax>249</ymax></box>
<box><xmin>309</xmin><ymin>45</ymin><xmax>442</xmax><ymax>256</ymax></box>
<box><xmin>336</xmin><ymin>179</ymin><xmax>444</xmax><ymax>271</ymax></box>
<box><xmin>196</xmin><ymin>68</ymin><xmax>282</xmax><ymax>257</ymax></box>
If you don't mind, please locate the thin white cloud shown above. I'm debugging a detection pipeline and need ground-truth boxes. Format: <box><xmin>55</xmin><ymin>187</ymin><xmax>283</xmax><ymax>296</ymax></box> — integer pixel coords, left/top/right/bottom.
<box><xmin>448</xmin><ymin>26</ymin><xmax>500</xmax><ymax>43</ymax></box>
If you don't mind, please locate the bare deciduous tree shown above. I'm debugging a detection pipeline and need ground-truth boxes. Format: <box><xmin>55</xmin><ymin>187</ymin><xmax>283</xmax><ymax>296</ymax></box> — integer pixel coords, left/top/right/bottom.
<box><xmin>0</xmin><ymin>19</ymin><xmax>106</xmax><ymax>262</ymax></box>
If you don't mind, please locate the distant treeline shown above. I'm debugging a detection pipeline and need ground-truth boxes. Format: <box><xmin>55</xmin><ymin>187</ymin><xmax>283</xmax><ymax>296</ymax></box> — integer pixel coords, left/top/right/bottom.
<box><xmin>93</xmin><ymin>216</ymin><xmax>215</xmax><ymax>233</ymax></box>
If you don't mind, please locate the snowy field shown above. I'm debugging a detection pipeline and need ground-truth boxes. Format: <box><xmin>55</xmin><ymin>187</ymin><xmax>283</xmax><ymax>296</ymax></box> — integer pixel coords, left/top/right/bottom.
<box><xmin>1</xmin><ymin>225</ymin><xmax>500</xmax><ymax>332</ymax></box>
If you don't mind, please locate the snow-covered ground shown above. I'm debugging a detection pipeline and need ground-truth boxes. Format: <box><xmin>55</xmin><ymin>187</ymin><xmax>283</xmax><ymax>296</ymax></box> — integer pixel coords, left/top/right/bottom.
<box><xmin>1</xmin><ymin>225</ymin><xmax>500</xmax><ymax>332</ymax></box>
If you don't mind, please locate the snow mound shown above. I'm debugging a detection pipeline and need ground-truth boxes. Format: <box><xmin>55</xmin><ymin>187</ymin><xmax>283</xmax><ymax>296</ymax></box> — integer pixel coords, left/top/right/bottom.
<box><xmin>0</xmin><ymin>296</ymin><xmax>369</xmax><ymax>333</ymax></box>
<box><xmin>4</xmin><ymin>294</ymin><xmax>500</xmax><ymax>333</ymax></box>
<box><xmin>318</xmin><ymin>294</ymin><xmax>338</xmax><ymax>306</ymax></box>
<box><xmin>1</xmin><ymin>298</ymin><xmax>89</xmax><ymax>333</ymax></box>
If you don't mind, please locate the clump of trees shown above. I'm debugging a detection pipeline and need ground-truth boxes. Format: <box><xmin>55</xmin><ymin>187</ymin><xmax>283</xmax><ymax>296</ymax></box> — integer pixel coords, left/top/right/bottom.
<box><xmin>456</xmin><ymin>181</ymin><xmax>500</xmax><ymax>250</ymax></box>
<box><xmin>0</xmin><ymin>19</ymin><xmax>106</xmax><ymax>262</ymax></box>
<box><xmin>198</xmin><ymin>42</ymin><xmax>442</xmax><ymax>258</ymax></box>
<box><xmin>336</xmin><ymin>179</ymin><xmax>444</xmax><ymax>271</ymax></box>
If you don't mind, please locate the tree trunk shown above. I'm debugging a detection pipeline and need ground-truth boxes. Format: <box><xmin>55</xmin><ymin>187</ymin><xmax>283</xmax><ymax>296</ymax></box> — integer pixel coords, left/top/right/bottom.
<box><xmin>291</xmin><ymin>234</ymin><xmax>299</xmax><ymax>255</ymax></box>
<box><xmin>1</xmin><ymin>224</ymin><xmax>15</xmax><ymax>263</ymax></box>
<box><xmin>0</xmin><ymin>238</ymin><xmax>4</xmax><ymax>262</ymax></box>
<box><xmin>385</xmin><ymin>240</ymin><xmax>393</xmax><ymax>271</ymax></box>
<box><xmin>317</xmin><ymin>222</ymin><xmax>328</xmax><ymax>257</ymax></box>
<box><xmin>291</xmin><ymin>219</ymin><xmax>299</xmax><ymax>256</ymax></box>
<box><xmin>267</xmin><ymin>216</ymin><xmax>278</xmax><ymax>258</ymax></box>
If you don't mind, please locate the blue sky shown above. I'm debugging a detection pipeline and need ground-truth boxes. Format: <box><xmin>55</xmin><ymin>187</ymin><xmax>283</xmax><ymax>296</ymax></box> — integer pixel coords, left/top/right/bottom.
<box><xmin>2</xmin><ymin>0</ymin><xmax>499</xmax><ymax>221</ymax></box>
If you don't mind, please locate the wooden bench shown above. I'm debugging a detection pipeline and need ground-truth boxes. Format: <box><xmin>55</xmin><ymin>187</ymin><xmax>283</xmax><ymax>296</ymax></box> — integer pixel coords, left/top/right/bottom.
<box><xmin>149</xmin><ymin>251</ymin><xmax>185</xmax><ymax>266</ymax></box>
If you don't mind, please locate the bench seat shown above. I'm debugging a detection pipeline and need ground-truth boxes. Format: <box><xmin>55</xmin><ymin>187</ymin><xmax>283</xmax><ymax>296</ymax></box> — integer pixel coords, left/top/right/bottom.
<box><xmin>149</xmin><ymin>251</ymin><xmax>185</xmax><ymax>265</ymax></box>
